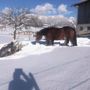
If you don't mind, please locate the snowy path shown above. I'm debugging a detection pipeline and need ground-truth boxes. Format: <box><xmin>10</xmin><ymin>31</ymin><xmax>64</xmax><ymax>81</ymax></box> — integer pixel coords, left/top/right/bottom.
<box><xmin>0</xmin><ymin>47</ymin><xmax>90</xmax><ymax>90</ymax></box>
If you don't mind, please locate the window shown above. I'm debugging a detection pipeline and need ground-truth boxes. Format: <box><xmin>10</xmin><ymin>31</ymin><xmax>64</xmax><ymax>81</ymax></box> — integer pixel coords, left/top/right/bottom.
<box><xmin>87</xmin><ymin>27</ymin><xmax>90</xmax><ymax>30</ymax></box>
<box><xmin>80</xmin><ymin>26</ymin><xmax>83</xmax><ymax>31</ymax></box>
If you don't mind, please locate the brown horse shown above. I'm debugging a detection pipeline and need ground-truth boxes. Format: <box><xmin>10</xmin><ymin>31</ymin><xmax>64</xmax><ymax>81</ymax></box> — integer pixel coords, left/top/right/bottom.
<box><xmin>35</xmin><ymin>26</ymin><xmax>77</xmax><ymax>46</ymax></box>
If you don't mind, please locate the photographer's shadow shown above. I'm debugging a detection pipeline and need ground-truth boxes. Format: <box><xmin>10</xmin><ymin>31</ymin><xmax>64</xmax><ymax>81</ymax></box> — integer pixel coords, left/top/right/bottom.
<box><xmin>8</xmin><ymin>68</ymin><xmax>40</xmax><ymax>90</ymax></box>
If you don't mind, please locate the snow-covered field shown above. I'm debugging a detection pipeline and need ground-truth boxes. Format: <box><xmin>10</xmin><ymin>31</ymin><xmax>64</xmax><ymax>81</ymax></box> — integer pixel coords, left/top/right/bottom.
<box><xmin>0</xmin><ymin>30</ymin><xmax>90</xmax><ymax>90</ymax></box>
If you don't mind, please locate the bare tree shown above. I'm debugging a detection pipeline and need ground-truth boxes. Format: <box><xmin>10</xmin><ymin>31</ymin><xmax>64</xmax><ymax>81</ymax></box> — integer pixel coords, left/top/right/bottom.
<box><xmin>1</xmin><ymin>8</ymin><xmax>31</xmax><ymax>39</ymax></box>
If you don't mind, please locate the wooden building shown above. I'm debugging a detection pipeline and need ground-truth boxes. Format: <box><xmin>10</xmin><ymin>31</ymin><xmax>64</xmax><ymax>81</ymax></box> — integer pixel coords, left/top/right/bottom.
<box><xmin>74</xmin><ymin>0</ymin><xmax>90</xmax><ymax>36</ymax></box>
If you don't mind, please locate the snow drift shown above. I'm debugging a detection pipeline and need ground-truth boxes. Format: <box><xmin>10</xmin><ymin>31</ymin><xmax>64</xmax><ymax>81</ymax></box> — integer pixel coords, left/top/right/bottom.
<box><xmin>0</xmin><ymin>28</ymin><xmax>90</xmax><ymax>90</ymax></box>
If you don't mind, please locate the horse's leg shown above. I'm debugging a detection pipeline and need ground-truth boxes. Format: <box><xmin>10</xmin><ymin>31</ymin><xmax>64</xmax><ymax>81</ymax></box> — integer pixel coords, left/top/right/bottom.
<box><xmin>46</xmin><ymin>40</ymin><xmax>54</xmax><ymax>46</ymax></box>
<box><xmin>74</xmin><ymin>39</ymin><xmax>77</xmax><ymax>46</ymax></box>
<box><xmin>46</xmin><ymin>40</ymin><xmax>50</xmax><ymax>46</ymax></box>
<box><xmin>70</xmin><ymin>33</ymin><xmax>77</xmax><ymax>46</ymax></box>
<box><xmin>71</xmin><ymin>37</ymin><xmax>77</xmax><ymax>46</ymax></box>
<box><xmin>51</xmin><ymin>40</ymin><xmax>54</xmax><ymax>45</ymax></box>
<box><xmin>64</xmin><ymin>37</ymin><xmax>69</xmax><ymax>46</ymax></box>
<box><xmin>73</xmin><ymin>36</ymin><xmax>77</xmax><ymax>46</ymax></box>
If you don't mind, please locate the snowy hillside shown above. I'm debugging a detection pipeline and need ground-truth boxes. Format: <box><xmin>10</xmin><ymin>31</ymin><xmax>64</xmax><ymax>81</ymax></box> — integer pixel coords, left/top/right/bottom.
<box><xmin>0</xmin><ymin>29</ymin><xmax>90</xmax><ymax>90</ymax></box>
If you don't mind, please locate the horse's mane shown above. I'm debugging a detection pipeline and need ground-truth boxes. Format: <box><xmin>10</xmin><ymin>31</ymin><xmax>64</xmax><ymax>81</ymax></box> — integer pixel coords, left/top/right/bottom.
<box><xmin>39</xmin><ymin>27</ymin><xmax>54</xmax><ymax>35</ymax></box>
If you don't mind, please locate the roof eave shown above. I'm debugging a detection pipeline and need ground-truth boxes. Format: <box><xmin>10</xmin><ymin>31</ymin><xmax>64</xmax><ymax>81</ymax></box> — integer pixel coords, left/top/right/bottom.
<box><xmin>73</xmin><ymin>0</ymin><xmax>88</xmax><ymax>6</ymax></box>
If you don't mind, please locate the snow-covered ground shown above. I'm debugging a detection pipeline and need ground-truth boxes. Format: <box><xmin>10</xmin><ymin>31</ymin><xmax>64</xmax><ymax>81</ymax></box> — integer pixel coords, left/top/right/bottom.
<box><xmin>0</xmin><ymin>29</ymin><xmax>90</xmax><ymax>90</ymax></box>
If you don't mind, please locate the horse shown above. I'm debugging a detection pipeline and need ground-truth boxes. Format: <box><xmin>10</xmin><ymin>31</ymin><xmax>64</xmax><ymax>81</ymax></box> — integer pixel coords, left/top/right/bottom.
<box><xmin>35</xmin><ymin>26</ymin><xmax>77</xmax><ymax>46</ymax></box>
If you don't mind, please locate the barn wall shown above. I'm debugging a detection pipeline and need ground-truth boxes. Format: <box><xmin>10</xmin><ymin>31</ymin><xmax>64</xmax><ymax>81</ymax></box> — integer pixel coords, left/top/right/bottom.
<box><xmin>77</xmin><ymin>1</ymin><xmax>90</xmax><ymax>24</ymax></box>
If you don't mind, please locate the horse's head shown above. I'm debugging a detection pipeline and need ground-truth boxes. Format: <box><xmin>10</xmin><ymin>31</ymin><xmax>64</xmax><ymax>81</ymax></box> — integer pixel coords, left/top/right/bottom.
<box><xmin>35</xmin><ymin>31</ymin><xmax>42</xmax><ymax>43</ymax></box>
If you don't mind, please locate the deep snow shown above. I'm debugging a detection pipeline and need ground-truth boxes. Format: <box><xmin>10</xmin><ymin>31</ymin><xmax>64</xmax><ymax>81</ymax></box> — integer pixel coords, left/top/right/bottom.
<box><xmin>0</xmin><ymin>29</ymin><xmax>90</xmax><ymax>90</ymax></box>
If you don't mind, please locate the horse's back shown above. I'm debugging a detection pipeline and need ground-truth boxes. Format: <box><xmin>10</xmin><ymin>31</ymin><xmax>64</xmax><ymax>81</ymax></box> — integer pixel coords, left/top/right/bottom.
<box><xmin>46</xmin><ymin>27</ymin><xmax>64</xmax><ymax>40</ymax></box>
<box><xmin>63</xmin><ymin>26</ymin><xmax>76</xmax><ymax>36</ymax></box>
<box><xmin>63</xmin><ymin>26</ymin><xmax>75</xmax><ymax>30</ymax></box>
